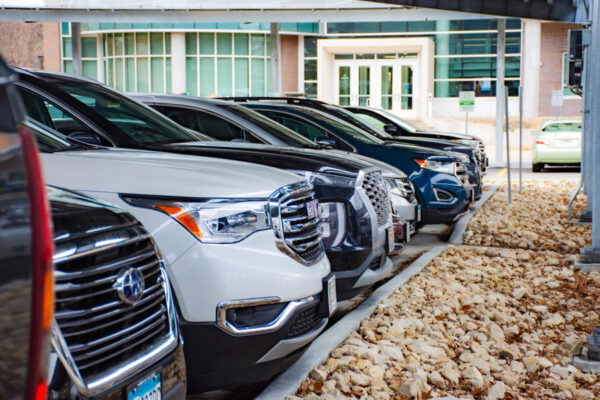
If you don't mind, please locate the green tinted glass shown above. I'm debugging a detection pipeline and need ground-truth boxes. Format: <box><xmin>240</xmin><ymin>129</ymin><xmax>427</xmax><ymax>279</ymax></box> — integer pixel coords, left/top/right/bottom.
<box><xmin>338</xmin><ymin>66</ymin><xmax>350</xmax><ymax>106</ymax></box>
<box><xmin>151</xmin><ymin>58</ymin><xmax>164</xmax><ymax>93</ymax></box>
<box><xmin>151</xmin><ymin>33</ymin><xmax>163</xmax><ymax>55</ymax></box>
<box><xmin>381</xmin><ymin>65</ymin><xmax>393</xmax><ymax>110</ymax></box>
<box><xmin>186</xmin><ymin>57</ymin><xmax>198</xmax><ymax>96</ymax></box>
<box><xmin>114</xmin><ymin>59</ymin><xmax>123</xmax><ymax>90</ymax></box>
<box><xmin>304</xmin><ymin>59</ymin><xmax>317</xmax><ymax>81</ymax></box>
<box><xmin>185</xmin><ymin>33</ymin><xmax>197</xmax><ymax>55</ymax></box>
<box><xmin>251</xmin><ymin>58</ymin><xmax>265</xmax><ymax>96</ymax></box>
<box><xmin>137</xmin><ymin>58</ymin><xmax>149</xmax><ymax>92</ymax></box>
<box><xmin>234</xmin><ymin>58</ymin><xmax>249</xmax><ymax>96</ymax></box>
<box><xmin>63</xmin><ymin>38</ymin><xmax>72</xmax><ymax>58</ymax></box>
<box><xmin>217</xmin><ymin>33</ymin><xmax>232</xmax><ymax>55</ymax></box>
<box><xmin>304</xmin><ymin>37</ymin><xmax>317</xmax><ymax>58</ymax></box>
<box><xmin>82</xmin><ymin>37</ymin><xmax>97</xmax><ymax>58</ymax></box>
<box><xmin>251</xmin><ymin>34</ymin><xmax>265</xmax><ymax>56</ymax></box>
<box><xmin>126</xmin><ymin>58</ymin><xmax>135</xmax><ymax>92</ymax></box>
<box><xmin>166</xmin><ymin>58</ymin><xmax>172</xmax><ymax>93</ymax></box>
<box><xmin>114</xmin><ymin>34</ymin><xmax>124</xmax><ymax>56</ymax></box>
<box><xmin>199</xmin><ymin>58</ymin><xmax>215</xmax><ymax>96</ymax></box>
<box><xmin>136</xmin><ymin>33</ymin><xmax>149</xmax><ymax>55</ymax></box>
<box><xmin>217</xmin><ymin>58</ymin><xmax>233</xmax><ymax>96</ymax></box>
<box><xmin>199</xmin><ymin>33</ymin><xmax>214</xmax><ymax>54</ymax></box>
<box><xmin>125</xmin><ymin>33</ymin><xmax>135</xmax><ymax>55</ymax></box>
<box><xmin>234</xmin><ymin>34</ymin><xmax>249</xmax><ymax>55</ymax></box>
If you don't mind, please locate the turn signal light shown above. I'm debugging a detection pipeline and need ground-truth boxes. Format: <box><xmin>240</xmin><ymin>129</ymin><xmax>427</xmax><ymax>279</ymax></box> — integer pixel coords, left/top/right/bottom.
<box><xmin>154</xmin><ymin>205</ymin><xmax>203</xmax><ymax>239</ymax></box>
<box><xmin>535</xmin><ymin>139</ymin><xmax>548</xmax><ymax>145</ymax></box>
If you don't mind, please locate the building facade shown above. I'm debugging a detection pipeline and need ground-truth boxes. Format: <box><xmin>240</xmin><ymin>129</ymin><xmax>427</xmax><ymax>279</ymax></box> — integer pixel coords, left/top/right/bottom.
<box><xmin>0</xmin><ymin>17</ymin><xmax>582</xmax><ymax>119</ymax></box>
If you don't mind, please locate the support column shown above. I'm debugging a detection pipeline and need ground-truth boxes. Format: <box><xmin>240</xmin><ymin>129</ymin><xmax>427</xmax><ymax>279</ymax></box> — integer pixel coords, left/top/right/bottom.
<box><xmin>96</xmin><ymin>34</ymin><xmax>104</xmax><ymax>82</ymax></box>
<box><xmin>581</xmin><ymin>0</ymin><xmax>600</xmax><ymax>264</ymax></box>
<box><xmin>521</xmin><ymin>20</ymin><xmax>541</xmax><ymax>118</ymax></box>
<box><xmin>171</xmin><ymin>32</ymin><xmax>186</xmax><ymax>94</ymax></box>
<box><xmin>71</xmin><ymin>22</ymin><xmax>82</xmax><ymax>76</ymax></box>
<box><xmin>270</xmin><ymin>22</ymin><xmax>282</xmax><ymax>96</ymax></box>
<box><xmin>495</xmin><ymin>19</ymin><xmax>506</xmax><ymax>167</ymax></box>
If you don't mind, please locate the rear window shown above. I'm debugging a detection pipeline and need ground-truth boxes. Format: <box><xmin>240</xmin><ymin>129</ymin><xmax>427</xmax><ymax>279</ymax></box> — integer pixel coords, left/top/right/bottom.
<box><xmin>542</xmin><ymin>122</ymin><xmax>581</xmax><ymax>132</ymax></box>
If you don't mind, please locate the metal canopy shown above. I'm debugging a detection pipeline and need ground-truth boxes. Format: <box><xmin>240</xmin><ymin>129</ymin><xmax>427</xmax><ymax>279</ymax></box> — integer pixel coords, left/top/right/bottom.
<box><xmin>0</xmin><ymin>0</ymin><xmax>494</xmax><ymax>22</ymax></box>
<box><xmin>368</xmin><ymin>0</ymin><xmax>588</xmax><ymax>23</ymax></box>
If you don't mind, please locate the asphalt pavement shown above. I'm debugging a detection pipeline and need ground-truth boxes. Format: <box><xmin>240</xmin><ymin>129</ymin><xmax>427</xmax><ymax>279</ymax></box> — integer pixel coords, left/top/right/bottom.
<box><xmin>485</xmin><ymin>165</ymin><xmax>581</xmax><ymax>182</ymax></box>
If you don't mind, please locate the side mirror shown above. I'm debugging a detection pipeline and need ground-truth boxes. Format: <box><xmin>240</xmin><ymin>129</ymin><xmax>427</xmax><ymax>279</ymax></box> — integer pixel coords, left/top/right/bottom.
<box><xmin>68</xmin><ymin>131</ymin><xmax>102</xmax><ymax>146</ymax></box>
<box><xmin>384</xmin><ymin>124</ymin><xmax>398</xmax><ymax>135</ymax></box>
<box><xmin>314</xmin><ymin>136</ymin><xmax>336</xmax><ymax>148</ymax></box>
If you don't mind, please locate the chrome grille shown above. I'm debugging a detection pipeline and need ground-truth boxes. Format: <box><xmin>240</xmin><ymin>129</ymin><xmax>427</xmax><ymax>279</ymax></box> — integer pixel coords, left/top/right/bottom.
<box><xmin>361</xmin><ymin>171</ymin><xmax>391</xmax><ymax>226</ymax></box>
<box><xmin>400</xmin><ymin>177</ymin><xmax>417</xmax><ymax>203</ymax></box>
<box><xmin>286</xmin><ymin>302</ymin><xmax>321</xmax><ymax>338</ymax></box>
<box><xmin>270</xmin><ymin>182</ymin><xmax>324</xmax><ymax>265</ymax></box>
<box><xmin>52</xmin><ymin>220</ymin><xmax>176</xmax><ymax>388</ymax></box>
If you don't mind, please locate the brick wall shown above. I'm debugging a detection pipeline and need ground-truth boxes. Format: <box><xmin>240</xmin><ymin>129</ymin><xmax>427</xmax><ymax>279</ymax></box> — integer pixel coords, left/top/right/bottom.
<box><xmin>539</xmin><ymin>22</ymin><xmax>582</xmax><ymax>117</ymax></box>
<box><xmin>280</xmin><ymin>35</ymin><xmax>299</xmax><ymax>94</ymax></box>
<box><xmin>0</xmin><ymin>21</ymin><xmax>61</xmax><ymax>71</ymax></box>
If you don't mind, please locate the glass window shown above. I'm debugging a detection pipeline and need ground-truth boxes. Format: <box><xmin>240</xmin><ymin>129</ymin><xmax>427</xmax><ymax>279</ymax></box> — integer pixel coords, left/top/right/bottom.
<box><xmin>304</xmin><ymin>82</ymin><xmax>317</xmax><ymax>99</ymax></box>
<box><xmin>151</xmin><ymin>32</ymin><xmax>163</xmax><ymax>55</ymax></box>
<box><xmin>136</xmin><ymin>58</ymin><xmax>149</xmax><ymax>92</ymax></box>
<box><xmin>304</xmin><ymin>37</ymin><xmax>317</xmax><ymax>58</ymax></box>
<box><xmin>542</xmin><ymin>122</ymin><xmax>581</xmax><ymax>132</ymax></box>
<box><xmin>114</xmin><ymin>34</ymin><xmax>124</xmax><ymax>56</ymax></box>
<box><xmin>234</xmin><ymin>34</ymin><xmax>249</xmax><ymax>55</ymax></box>
<box><xmin>234</xmin><ymin>58</ymin><xmax>249</xmax><ymax>96</ymax></box>
<box><xmin>304</xmin><ymin>59</ymin><xmax>317</xmax><ymax>81</ymax></box>
<box><xmin>126</xmin><ymin>58</ymin><xmax>135</xmax><ymax>92</ymax></box>
<box><xmin>260</xmin><ymin>112</ymin><xmax>327</xmax><ymax>142</ymax></box>
<box><xmin>151</xmin><ymin>58</ymin><xmax>164</xmax><ymax>93</ymax></box>
<box><xmin>217</xmin><ymin>33</ymin><xmax>232</xmax><ymax>55</ymax></box>
<box><xmin>251</xmin><ymin>34</ymin><xmax>265</xmax><ymax>56</ymax></box>
<box><xmin>434</xmin><ymin>79</ymin><xmax>520</xmax><ymax>97</ymax></box>
<box><xmin>82</xmin><ymin>60</ymin><xmax>97</xmax><ymax>80</ymax></box>
<box><xmin>217</xmin><ymin>58</ymin><xmax>233</xmax><ymax>96</ymax></box>
<box><xmin>435</xmin><ymin>56</ymin><xmax>521</xmax><ymax>79</ymax></box>
<box><xmin>136</xmin><ymin>33</ymin><xmax>149</xmax><ymax>55</ymax></box>
<box><xmin>199</xmin><ymin>58</ymin><xmax>215</xmax><ymax>96</ymax></box>
<box><xmin>562</xmin><ymin>52</ymin><xmax>577</xmax><ymax>96</ymax></box>
<box><xmin>199</xmin><ymin>33</ymin><xmax>214</xmax><ymax>55</ymax></box>
<box><xmin>251</xmin><ymin>58</ymin><xmax>265</xmax><ymax>96</ymax></box>
<box><xmin>156</xmin><ymin>106</ymin><xmax>258</xmax><ymax>143</ymax></box>
<box><xmin>82</xmin><ymin>37</ymin><xmax>97</xmax><ymax>58</ymax></box>
<box><xmin>63</xmin><ymin>38</ymin><xmax>72</xmax><ymax>58</ymax></box>
<box><xmin>356</xmin><ymin>113</ymin><xmax>387</xmax><ymax>130</ymax></box>
<box><xmin>186</xmin><ymin>57</ymin><xmax>198</xmax><ymax>96</ymax></box>
<box><xmin>185</xmin><ymin>32</ymin><xmax>197</xmax><ymax>55</ymax></box>
<box><xmin>125</xmin><ymin>33</ymin><xmax>135</xmax><ymax>55</ymax></box>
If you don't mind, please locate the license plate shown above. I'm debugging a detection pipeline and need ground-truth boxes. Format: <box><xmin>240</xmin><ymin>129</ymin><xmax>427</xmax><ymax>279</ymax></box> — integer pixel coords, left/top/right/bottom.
<box><xmin>556</xmin><ymin>139</ymin><xmax>578</xmax><ymax>148</ymax></box>
<box><xmin>417</xmin><ymin>205</ymin><xmax>422</xmax><ymax>222</ymax></box>
<box><xmin>387</xmin><ymin>227</ymin><xmax>395</xmax><ymax>252</ymax></box>
<box><xmin>127</xmin><ymin>373</ymin><xmax>161</xmax><ymax>400</ymax></box>
<box><xmin>327</xmin><ymin>275</ymin><xmax>337</xmax><ymax>315</ymax></box>
<box><xmin>404</xmin><ymin>223</ymin><xmax>411</xmax><ymax>242</ymax></box>
<box><xmin>306</xmin><ymin>199</ymin><xmax>319</xmax><ymax>219</ymax></box>
<box><xmin>471</xmin><ymin>189</ymin><xmax>475</xmax><ymax>203</ymax></box>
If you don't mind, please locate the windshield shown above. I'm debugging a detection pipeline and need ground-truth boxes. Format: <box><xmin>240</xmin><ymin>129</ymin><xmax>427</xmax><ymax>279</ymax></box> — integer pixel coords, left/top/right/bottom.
<box><xmin>325</xmin><ymin>105</ymin><xmax>393</xmax><ymax>139</ymax></box>
<box><xmin>224</xmin><ymin>104</ymin><xmax>317</xmax><ymax>147</ymax></box>
<box><xmin>293</xmin><ymin>107</ymin><xmax>386</xmax><ymax>145</ymax></box>
<box><xmin>377</xmin><ymin>109</ymin><xmax>421</xmax><ymax>133</ymax></box>
<box><xmin>55</xmin><ymin>81</ymin><xmax>204</xmax><ymax>145</ymax></box>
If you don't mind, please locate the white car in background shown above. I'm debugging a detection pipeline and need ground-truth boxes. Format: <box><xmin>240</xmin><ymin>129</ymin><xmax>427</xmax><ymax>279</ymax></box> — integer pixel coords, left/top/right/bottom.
<box><xmin>30</xmin><ymin>120</ymin><xmax>335</xmax><ymax>393</ymax></box>
<box><xmin>532</xmin><ymin>120</ymin><xmax>581</xmax><ymax>172</ymax></box>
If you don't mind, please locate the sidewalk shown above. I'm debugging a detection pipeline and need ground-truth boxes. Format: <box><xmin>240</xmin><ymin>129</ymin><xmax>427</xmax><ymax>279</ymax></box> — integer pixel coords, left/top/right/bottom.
<box><xmin>288</xmin><ymin>180</ymin><xmax>599</xmax><ymax>400</ymax></box>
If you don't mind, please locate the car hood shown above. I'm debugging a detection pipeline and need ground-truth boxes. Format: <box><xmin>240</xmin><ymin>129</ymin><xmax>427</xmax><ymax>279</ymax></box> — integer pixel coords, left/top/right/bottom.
<box><xmin>165</xmin><ymin>141</ymin><xmax>368</xmax><ymax>177</ymax></box>
<box><xmin>40</xmin><ymin>148</ymin><xmax>303</xmax><ymax>199</ymax></box>
<box><xmin>325</xmin><ymin>150</ymin><xmax>407</xmax><ymax>179</ymax></box>
<box><xmin>416</xmin><ymin>130</ymin><xmax>481</xmax><ymax>143</ymax></box>
<box><xmin>385</xmin><ymin>142</ymin><xmax>457</xmax><ymax>160</ymax></box>
<box><xmin>385</xmin><ymin>136</ymin><xmax>474</xmax><ymax>153</ymax></box>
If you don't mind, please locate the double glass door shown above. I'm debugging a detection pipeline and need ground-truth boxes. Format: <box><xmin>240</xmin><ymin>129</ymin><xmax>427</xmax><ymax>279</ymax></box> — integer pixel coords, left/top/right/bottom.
<box><xmin>335</xmin><ymin>59</ymin><xmax>417</xmax><ymax>118</ymax></box>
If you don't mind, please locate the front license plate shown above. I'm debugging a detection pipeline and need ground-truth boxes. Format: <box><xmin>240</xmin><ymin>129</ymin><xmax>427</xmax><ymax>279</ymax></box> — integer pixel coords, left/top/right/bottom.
<box><xmin>404</xmin><ymin>223</ymin><xmax>411</xmax><ymax>242</ymax></box>
<box><xmin>387</xmin><ymin>228</ymin><xmax>395</xmax><ymax>252</ymax></box>
<box><xmin>417</xmin><ymin>205</ymin><xmax>422</xmax><ymax>222</ymax></box>
<box><xmin>327</xmin><ymin>275</ymin><xmax>337</xmax><ymax>315</ymax></box>
<box><xmin>127</xmin><ymin>373</ymin><xmax>161</xmax><ymax>400</ymax></box>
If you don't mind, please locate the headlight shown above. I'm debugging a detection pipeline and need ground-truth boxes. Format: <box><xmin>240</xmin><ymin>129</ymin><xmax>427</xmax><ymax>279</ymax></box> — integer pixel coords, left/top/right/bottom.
<box><xmin>290</xmin><ymin>170</ymin><xmax>356</xmax><ymax>187</ymax></box>
<box><xmin>454</xmin><ymin>139</ymin><xmax>478</xmax><ymax>148</ymax></box>
<box><xmin>319</xmin><ymin>202</ymin><xmax>347</xmax><ymax>248</ymax></box>
<box><xmin>413</xmin><ymin>159</ymin><xmax>456</xmax><ymax>174</ymax></box>
<box><xmin>122</xmin><ymin>197</ymin><xmax>270</xmax><ymax>243</ymax></box>
<box><xmin>454</xmin><ymin>152</ymin><xmax>471</xmax><ymax>165</ymax></box>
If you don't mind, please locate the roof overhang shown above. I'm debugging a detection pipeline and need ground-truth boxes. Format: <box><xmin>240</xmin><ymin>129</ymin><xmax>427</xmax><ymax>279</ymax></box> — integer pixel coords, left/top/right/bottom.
<box><xmin>367</xmin><ymin>0</ymin><xmax>588</xmax><ymax>23</ymax></box>
<box><xmin>0</xmin><ymin>0</ymin><xmax>508</xmax><ymax>22</ymax></box>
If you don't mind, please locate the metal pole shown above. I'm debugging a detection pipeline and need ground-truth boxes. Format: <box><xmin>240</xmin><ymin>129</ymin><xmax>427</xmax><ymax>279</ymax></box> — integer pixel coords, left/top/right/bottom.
<box><xmin>465</xmin><ymin>111</ymin><xmax>469</xmax><ymax>135</ymax></box>
<box><xmin>582</xmin><ymin>0</ymin><xmax>600</xmax><ymax>264</ymax></box>
<box><xmin>71</xmin><ymin>22</ymin><xmax>82</xmax><ymax>76</ymax></box>
<box><xmin>495</xmin><ymin>19</ymin><xmax>506</xmax><ymax>166</ymax></box>
<box><xmin>519</xmin><ymin>85</ymin><xmax>523</xmax><ymax>193</ymax></box>
<box><xmin>270</xmin><ymin>22</ymin><xmax>282</xmax><ymax>96</ymax></box>
<box><xmin>582</xmin><ymin>25</ymin><xmax>593</xmax><ymax>221</ymax></box>
<box><xmin>505</xmin><ymin>85</ymin><xmax>512</xmax><ymax>203</ymax></box>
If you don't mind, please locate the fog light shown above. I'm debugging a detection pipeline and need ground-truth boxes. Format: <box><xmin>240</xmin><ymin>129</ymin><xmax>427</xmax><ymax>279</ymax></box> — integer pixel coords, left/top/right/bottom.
<box><xmin>225</xmin><ymin>302</ymin><xmax>287</xmax><ymax>329</ymax></box>
<box><xmin>319</xmin><ymin>202</ymin><xmax>346</xmax><ymax>248</ymax></box>
<box><xmin>433</xmin><ymin>188</ymin><xmax>454</xmax><ymax>202</ymax></box>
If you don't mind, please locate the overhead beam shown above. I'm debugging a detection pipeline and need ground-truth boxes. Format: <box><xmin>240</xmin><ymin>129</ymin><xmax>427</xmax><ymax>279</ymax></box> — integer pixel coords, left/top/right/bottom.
<box><xmin>0</xmin><ymin>7</ymin><xmax>492</xmax><ymax>23</ymax></box>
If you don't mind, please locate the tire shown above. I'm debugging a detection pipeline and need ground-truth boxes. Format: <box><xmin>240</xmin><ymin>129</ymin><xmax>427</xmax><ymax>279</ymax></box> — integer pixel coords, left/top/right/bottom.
<box><xmin>532</xmin><ymin>163</ymin><xmax>543</xmax><ymax>173</ymax></box>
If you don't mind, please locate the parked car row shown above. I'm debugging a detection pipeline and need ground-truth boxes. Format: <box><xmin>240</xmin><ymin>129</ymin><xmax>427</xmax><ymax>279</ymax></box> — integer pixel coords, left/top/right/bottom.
<box><xmin>1</xmin><ymin>56</ymin><xmax>488</xmax><ymax>399</ymax></box>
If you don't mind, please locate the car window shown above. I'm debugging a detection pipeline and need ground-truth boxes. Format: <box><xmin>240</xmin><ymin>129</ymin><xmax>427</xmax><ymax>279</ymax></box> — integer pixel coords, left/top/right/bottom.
<box><xmin>356</xmin><ymin>113</ymin><xmax>387</xmax><ymax>130</ymax></box>
<box><xmin>17</xmin><ymin>86</ymin><xmax>94</xmax><ymax>136</ymax></box>
<box><xmin>542</xmin><ymin>122</ymin><xmax>582</xmax><ymax>132</ymax></box>
<box><xmin>49</xmin><ymin>81</ymin><xmax>202</xmax><ymax>144</ymax></box>
<box><xmin>259</xmin><ymin>111</ymin><xmax>327</xmax><ymax>141</ymax></box>
<box><xmin>154</xmin><ymin>106</ymin><xmax>260</xmax><ymax>143</ymax></box>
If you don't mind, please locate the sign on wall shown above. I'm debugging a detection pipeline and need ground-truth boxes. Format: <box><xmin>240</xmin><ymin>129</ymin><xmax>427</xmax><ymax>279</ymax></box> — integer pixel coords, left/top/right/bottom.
<box><xmin>551</xmin><ymin>90</ymin><xmax>564</xmax><ymax>108</ymax></box>
<box><xmin>459</xmin><ymin>91</ymin><xmax>475</xmax><ymax>112</ymax></box>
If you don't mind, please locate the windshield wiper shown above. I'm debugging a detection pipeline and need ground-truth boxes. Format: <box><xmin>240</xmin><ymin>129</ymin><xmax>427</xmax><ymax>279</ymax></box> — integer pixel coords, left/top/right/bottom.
<box><xmin>46</xmin><ymin>144</ymin><xmax>91</xmax><ymax>153</ymax></box>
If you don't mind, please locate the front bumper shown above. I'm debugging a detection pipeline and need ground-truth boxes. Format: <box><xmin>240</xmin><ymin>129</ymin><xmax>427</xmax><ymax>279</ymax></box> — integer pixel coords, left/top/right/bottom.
<box><xmin>181</xmin><ymin>293</ymin><xmax>328</xmax><ymax>393</ymax></box>
<box><xmin>412</xmin><ymin>169</ymin><xmax>471</xmax><ymax>225</ymax></box>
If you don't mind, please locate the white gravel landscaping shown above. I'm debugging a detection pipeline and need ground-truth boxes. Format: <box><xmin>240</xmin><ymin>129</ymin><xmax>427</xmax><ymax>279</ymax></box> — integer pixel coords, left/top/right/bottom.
<box><xmin>291</xmin><ymin>181</ymin><xmax>600</xmax><ymax>400</ymax></box>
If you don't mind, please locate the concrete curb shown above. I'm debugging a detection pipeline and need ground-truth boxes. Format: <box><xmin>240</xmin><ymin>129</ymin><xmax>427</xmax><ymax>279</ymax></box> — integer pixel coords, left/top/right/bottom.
<box><xmin>448</xmin><ymin>183</ymin><xmax>499</xmax><ymax>245</ymax></box>
<box><xmin>255</xmin><ymin>245</ymin><xmax>448</xmax><ymax>400</ymax></box>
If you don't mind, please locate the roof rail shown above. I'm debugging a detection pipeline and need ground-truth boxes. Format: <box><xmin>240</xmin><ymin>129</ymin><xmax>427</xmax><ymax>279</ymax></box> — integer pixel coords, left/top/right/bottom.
<box><xmin>217</xmin><ymin>96</ymin><xmax>327</xmax><ymax>106</ymax></box>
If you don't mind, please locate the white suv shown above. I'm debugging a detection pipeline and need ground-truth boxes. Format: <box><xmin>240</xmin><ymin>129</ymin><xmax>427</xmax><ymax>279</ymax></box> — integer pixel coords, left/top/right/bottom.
<box><xmin>30</xmin><ymin>120</ymin><xmax>335</xmax><ymax>393</ymax></box>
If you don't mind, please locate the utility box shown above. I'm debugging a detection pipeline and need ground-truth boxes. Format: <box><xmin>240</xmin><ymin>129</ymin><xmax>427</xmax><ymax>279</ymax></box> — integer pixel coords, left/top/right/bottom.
<box><xmin>567</xmin><ymin>29</ymin><xmax>584</xmax><ymax>89</ymax></box>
